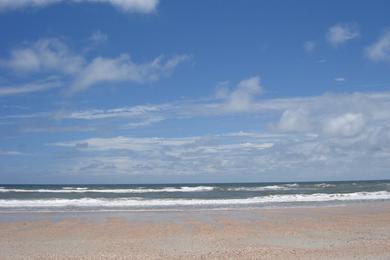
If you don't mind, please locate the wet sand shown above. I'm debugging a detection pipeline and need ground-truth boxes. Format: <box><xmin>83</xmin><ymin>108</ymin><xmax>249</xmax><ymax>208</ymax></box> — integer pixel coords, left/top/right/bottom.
<box><xmin>1</xmin><ymin>202</ymin><xmax>390</xmax><ymax>259</ymax></box>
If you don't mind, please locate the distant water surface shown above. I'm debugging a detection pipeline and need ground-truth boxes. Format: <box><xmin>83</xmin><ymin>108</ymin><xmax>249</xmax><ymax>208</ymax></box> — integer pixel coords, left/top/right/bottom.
<box><xmin>0</xmin><ymin>180</ymin><xmax>389</xmax><ymax>212</ymax></box>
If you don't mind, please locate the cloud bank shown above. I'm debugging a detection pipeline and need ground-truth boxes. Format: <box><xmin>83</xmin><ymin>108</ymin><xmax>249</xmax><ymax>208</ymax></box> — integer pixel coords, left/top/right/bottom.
<box><xmin>4</xmin><ymin>74</ymin><xmax>390</xmax><ymax>180</ymax></box>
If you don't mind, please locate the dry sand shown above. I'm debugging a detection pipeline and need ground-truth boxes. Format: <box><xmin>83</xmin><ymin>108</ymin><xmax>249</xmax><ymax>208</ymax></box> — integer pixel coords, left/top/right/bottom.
<box><xmin>1</xmin><ymin>202</ymin><xmax>390</xmax><ymax>259</ymax></box>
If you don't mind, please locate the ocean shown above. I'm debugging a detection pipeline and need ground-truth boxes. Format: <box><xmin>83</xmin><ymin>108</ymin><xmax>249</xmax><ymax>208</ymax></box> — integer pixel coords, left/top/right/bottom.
<box><xmin>0</xmin><ymin>180</ymin><xmax>390</xmax><ymax>212</ymax></box>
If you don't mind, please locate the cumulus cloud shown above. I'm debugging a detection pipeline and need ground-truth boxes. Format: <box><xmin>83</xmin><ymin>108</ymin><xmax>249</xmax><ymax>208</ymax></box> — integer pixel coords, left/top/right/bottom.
<box><xmin>217</xmin><ymin>76</ymin><xmax>263</xmax><ymax>112</ymax></box>
<box><xmin>0</xmin><ymin>0</ymin><xmax>159</xmax><ymax>13</ymax></box>
<box><xmin>277</xmin><ymin>109</ymin><xmax>310</xmax><ymax>132</ymax></box>
<box><xmin>323</xmin><ymin>113</ymin><xmax>365</xmax><ymax>137</ymax></box>
<box><xmin>366</xmin><ymin>30</ymin><xmax>390</xmax><ymax>62</ymax></box>
<box><xmin>326</xmin><ymin>23</ymin><xmax>360</xmax><ymax>47</ymax></box>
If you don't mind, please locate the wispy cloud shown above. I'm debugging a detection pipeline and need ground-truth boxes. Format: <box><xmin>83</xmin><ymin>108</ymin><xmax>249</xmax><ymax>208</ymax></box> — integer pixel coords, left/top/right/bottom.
<box><xmin>5</xmin><ymin>77</ymin><xmax>390</xmax><ymax>132</ymax></box>
<box><xmin>326</xmin><ymin>23</ymin><xmax>360</xmax><ymax>47</ymax></box>
<box><xmin>52</xmin><ymin>136</ymin><xmax>200</xmax><ymax>151</ymax></box>
<box><xmin>88</xmin><ymin>30</ymin><xmax>108</xmax><ymax>45</ymax></box>
<box><xmin>1</xmin><ymin>38</ymin><xmax>85</xmax><ymax>74</ymax></box>
<box><xmin>334</xmin><ymin>77</ymin><xmax>346</xmax><ymax>82</ymax></box>
<box><xmin>0</xmin><ymin>79</ymin><xmax>61</xmax><ymax>96</ymax></box>
<box><xmin>0</xmin><ymin>150</ymin><xmax>23</xmax><ymax>156</ymax></box>
<box><xmin>366</xmin><ymin>29</ymin><xmax>390</xmax><ymax>62</ymax></box>
<box><xmin>304</xmin><ymin>41</ymin><xmax>316</xmax><ymax>54</ymax></box>
<box><xmin>50</xmin><ymin>133</ymin><xmax>278</xmax><ymax>176</ymax></box>
<box><xmin>0</xmin><ymin>0</ymin><xmax>159</xmax><ymax>13</ymax></box>
<box><xmin>60</xmin><ymin>104</ymin><xmax>171</xmax><ymax>120</ymax></box>
<box><xmin>0</xmin><ymin>38</ymin><xmax>189</xmax><ymax>95</ymax></box>
<box><xmin>68</xmin><ymin>54</ymin><xmax>189</xmax><ymax>94</ymax></box>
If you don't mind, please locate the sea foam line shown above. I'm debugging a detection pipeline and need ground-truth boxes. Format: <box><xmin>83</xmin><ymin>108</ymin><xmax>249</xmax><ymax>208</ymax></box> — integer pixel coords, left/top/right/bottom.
<box><xmin>0</xmin><ymin>191</ymin><xmax>389</xmax><ymax>208</ymax></box>
<box><xmin>0</xmin><ymin>186</ymin><xmax>215</xmax><ymax>193</ymax></box>
<box><xmin>0</xmin><ymin>184</ymin><xmax>303</xmax><ymax>193</ymax></box>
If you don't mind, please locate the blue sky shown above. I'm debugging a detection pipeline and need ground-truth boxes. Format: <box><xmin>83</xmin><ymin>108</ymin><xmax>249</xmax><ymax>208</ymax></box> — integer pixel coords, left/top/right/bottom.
<box><xmin>1</xmin><ymin>0</ymin><xmax>390</xmax><ymax>184</ymax></box>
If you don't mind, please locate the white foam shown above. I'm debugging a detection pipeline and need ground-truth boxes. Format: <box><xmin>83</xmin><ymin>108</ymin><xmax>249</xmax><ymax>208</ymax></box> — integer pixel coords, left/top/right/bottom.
<box><xmin>285</xmin><ymin>183</ymin><xmax>300</xmax><ymax>187</ymax></box>
<box><xmin>227</xmin><ymin>184</ymin><xmax>300</xmax><ymax>191</ymax></box>
<box><xmin>314</xmin><ymin>183</ymin><xmax>337</xmax><ymax>188</ymax></box>
<box><xmin>0</xmin><ymin>191</ymin><xmax>389</xmax><ymax>208</ymax></box>
<box><xmin>62</xmin><ymin>187</ymin><xmax>88</xmax><ymax>190</ymax></box>
<box><xmin>228</xmin><ymin>185</ymin><xmax>292</xmax><ymax>191</ymax></box>
<box><xmin>0</xmin><ymin>186</ymin><xmax>215</xmax><ymax>193</ymax></box>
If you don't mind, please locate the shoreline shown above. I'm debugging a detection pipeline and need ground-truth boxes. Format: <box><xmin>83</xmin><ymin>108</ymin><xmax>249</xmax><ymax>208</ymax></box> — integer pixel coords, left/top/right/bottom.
<box><xmin>1</xmin><ymin>201</ymin><xmax>390</xmax><ymax>259</ymax></box>
<box><xmin>0</xmin><ymin>201</ymin><xmax>381</xmax><ymax>223</ymax></box>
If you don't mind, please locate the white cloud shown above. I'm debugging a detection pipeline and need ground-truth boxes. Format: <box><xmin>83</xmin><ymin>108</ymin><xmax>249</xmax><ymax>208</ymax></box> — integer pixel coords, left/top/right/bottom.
<box><xmin>323</xmin><ymin>113</ymin><xmax>365</xmax><ymax>137</ymax></box>
<box><xmin>54</xmin><ymin>135</ymin><xmax>276</xmax><ymax>153</ymax></box>
<box><xmin>326</xmin><ymin>23</ymin><xmax>360</xmax><ymax>47</ymax></box>
<box><xmin>1</xmin><ymin>38</ymin><xmax>85</xmax><ymax>74</ymax></box>
<box><xmin>6</xmin><ymin>87</ymin><xmax>390</xmax><ymax>179</ymax></box>
<box><xmin>51</xmin><ymin>133</ymin><xmax>277</xmax><ymax>176</ymax></box>
<box><xmin>61</xmin><ymin>104</ymin><xmax>170</xmax><ymax>120</ymax></box>
<box><xmin>89</xmin><ymin>30</ymin><xmax>108</xmax><ymax>45</ymax></box>
<box><xmin>334</xmin><ymin>77</ymin><xmax>346</xmax><ymax>82</ymax></box>
<box><xmin>0</xmin><ymin>80</ymin><xmax>61</xmax><ymax>96</ymax></box>
<box><xmin>0</xmin><ymin>38</ymin><xmax>189</xmax><ymax>95</ymax></box>
<box><xmin>366</xmin><ymin>30</ymin><xmax>390</xmax><ymax>62</ymax></box>
<box><xmin>215</xmin><ymin>81</ymin><xmax>230</xmax><ymax>99</ymax></box>
<box><xmin>68</xmin><ymin>54</ymin><xmax>189</xmax><ymax>93</ymax></box>
<box><xmin>53</xmin><ymin>136</ymin><xmax>200</xmax><ymax>151</ymax></box>
<box><xmin>0</xmin><ymin>150</ymin><xmax>23</xmax><ymax>156</ymax></box>
<box><xmin>48</xmin><ymin>112</ymin><xmax>390</xmax><ymax>178</ymax></box>
<box><xmin>304</xmin><ymin>41</ymin><xmax>316</xmax><ymax>53</ymax></box>
<box><xmin>219</xmin><ymin>76</ymin><xmax>262</xmax><ymax>112</ymax></box>
<box><xmin>0</xmin><ymin>0</ymin><xmax>159</xmax><ymax>13</ymax></box>
<box><xmin>55</xmin><ymin>104</ymin><xmax>169</xmax><ymax>128</ymax></box>
<box><xmin>277</xmin><ymin>109</ymin><xmax>310</xmax><ymax>132</ymax></box>
<box><xmin>124</xmin><ymin>116</ymin><xmax>165</xmax><ymax>128</ymax></box>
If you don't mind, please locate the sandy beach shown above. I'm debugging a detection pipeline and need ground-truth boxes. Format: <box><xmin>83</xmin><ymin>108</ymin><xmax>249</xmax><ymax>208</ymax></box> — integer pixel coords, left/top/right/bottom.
<box><xmin>0</xmin><ymin>202</ymin><xmax>389</xmax><ymax>259</ymax></box>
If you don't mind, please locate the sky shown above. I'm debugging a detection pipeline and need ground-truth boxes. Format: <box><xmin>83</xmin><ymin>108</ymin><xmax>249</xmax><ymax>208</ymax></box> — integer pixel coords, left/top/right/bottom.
<box><xmin>0</xmin><ymin>0</ymin><xmax>390</xmax><ymax>184</ymax></box>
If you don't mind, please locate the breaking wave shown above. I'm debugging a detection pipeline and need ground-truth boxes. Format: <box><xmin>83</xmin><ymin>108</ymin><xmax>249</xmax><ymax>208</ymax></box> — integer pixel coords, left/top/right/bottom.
<box><xmin>0</xmin><ymin>191</ymin><xmax>389</xmax><ymax>209</ymax></box>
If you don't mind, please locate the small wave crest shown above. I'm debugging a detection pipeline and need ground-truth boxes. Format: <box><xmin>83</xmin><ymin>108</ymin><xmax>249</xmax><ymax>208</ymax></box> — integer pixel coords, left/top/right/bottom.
<box><xmin>227</xmin><ymin>185</ymin><xmax>292</xmax><ymax>191</ymax></box>
<box><xmin>0</xmin><ymin>186</ymin><xmax>215</xmax><ymax>193</ymax></box>
<box><xmin>314</xmin><ymin>183</ymin><xmax>337</xmax><ymax>188</ymax></box>
<box><xmin>227</xmin><ymin>184</ymin><xmax>300</xmax><ymax>191</ymax></box>
<box><xmin>62</xmin><ymin>187</ymin><xmax>88</xmax><ymax>190</ymax></box>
